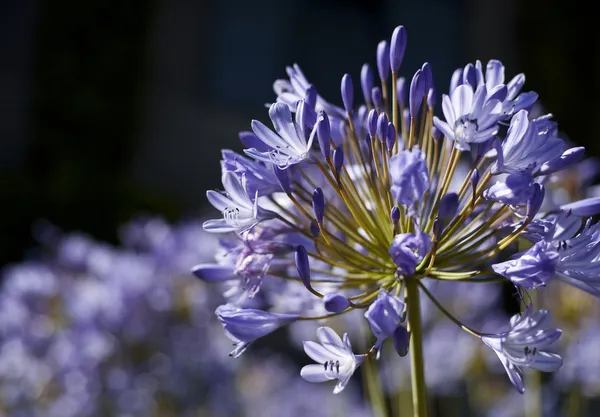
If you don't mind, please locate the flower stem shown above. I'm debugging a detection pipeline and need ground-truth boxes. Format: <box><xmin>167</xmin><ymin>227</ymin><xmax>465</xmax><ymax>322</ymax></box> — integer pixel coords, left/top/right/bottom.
<box><xmin>405</xmin><ymin>277</ymin><xmax>428</xmax><ymax>417</ymax></box>
<box><xmin>361</xmin><ymin>358</ymin><xmax>388</xmax><ymax>417</ymax></box>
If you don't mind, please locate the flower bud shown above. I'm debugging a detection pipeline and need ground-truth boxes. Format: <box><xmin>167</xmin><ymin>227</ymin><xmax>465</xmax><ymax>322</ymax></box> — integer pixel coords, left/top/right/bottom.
<box><xmin>371</xmin><ymin>86</ymin><xmax>383</xmax><ymax>110</ymax></box>
<box><xmin>409</xmin><ymin>69</ymin><xmax>424</xmax><ymax>118</ymax></box>
<box><xmin>376</xmin><ymin>41</ymin><xmax>390</xmax><ymax>82</ymax></box>
<box><xmin>341</xmin><ymin>73</ymin><xmax>354</xmax><ymax>113</ymax></box>
<box><xmin>333</xmin><ymin>147</ymin><xmax>344</xmax><ymax>176</ymax></box>
<box><xmin>361</xmin><ymin>63</ymin><xmax>375</xmax><ymax>105</ymax></box>
<box><xmin>367</xmin><ymin>109</ymin><xmax>378</xmax><ymax>137</ymax></box>
<box><xmin>396</xmin><ymin>77</ymin><xmax>407</xmax><ymax>108</ymax></box>
<box><xmin>390</xmin><ymin>206</ymin><xmax>400</xmax><ymax>225</ymax></box>
<box><xmin>390</xmin><ymin>26</ymin><xmax>407</xmax><ymax>72</ymax></box>
<box><xmin>324</xmin><ymin>293</ymin><xmax>350</xmax><ymax>313</ymax></box>
<box><xmin>312</xmin><ymin>188</ymin><xmax>325</xmax><ymax>224</ymax></box>
<box><xmin>393</xmin><ymin>326</ymin><xmax>410</xmax><ymax>357</ymax></box>
<box><xmin>295</xmin><ymin>245</ymin><xmax>311</xmax><ymax>289</ymax></box>
<box><xmin>377</xmin><ymin>112</ymin><xmax>389</xmax><ymax>142</ymax></box>
<box><xmin>316</xmin><ymin>111</ymin><xmax>331</xmax><ymax>159</ymax></box>
<box><xmin>386</xmin><ymin>123</ymin><xmax>397</xmax><ymax>150</ymax></box>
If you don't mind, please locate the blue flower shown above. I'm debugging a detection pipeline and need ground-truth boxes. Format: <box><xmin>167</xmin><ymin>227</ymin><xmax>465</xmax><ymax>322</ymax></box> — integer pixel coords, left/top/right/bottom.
<box><xmin>221</xmin><ymin>149</ymin><xmax>281</xmax><ymax>196</ymax></box>
<box><xmin>245</xmin><ymin>102</ymin><xmax>316</xmax><ymax>169</ymax></box>
<box><xmin>479</xmin><ymin>59</ymin><xmax>538</xmax><ymax>116</ymax></box>
<box><xmin>273</xmin><ymin>64</ymin><xmax>346</xmax><ymax>120</ymax></box>
<box><xmin>492</xmin><ymin>110</ymin><xmax>564</xmax><ymax>176</ymax></box>
<box><xmin>216</xmin><ymin>304</ymin><xmax>298</xmax><ymax>358</ymax></box>
<box><xmin>364</xmin><ymin>290</ymin><xmax>405</xmax><ymax>351</ymax></box>
<box><xmin>203</xmin><ymin>172</ymin><xmax>275</xmax><ymax>234</ymax></box>
<box><xmin>389</xmin><ymin>232</ymin><xmax>431</xmax><ymax>276</ymax></box>
<box><xmin>482</xmin><ymin>307</ymin><xmax>562</xmax><ymax>393</ymax></box>
<box><xmin>389</xmin><ymin>149</ymin><xmax>430</xmax><ymax>207</ymax></box>
<box><xmin>300</xmin><ymin>327</ymin><xmax>366</xmax><ymax>394</ymax></box>
<box><xmin>483</xmin><ymin>172</ymin><xmax>536</xmax><ymax>206</ymax></box>
<box><xmin>492</xmin><ymin>241</ymin><xmax>559</xmax><ymax>289</ymax></box>
<box><xmin>433</xmin><ymin>83</ymin><xmax>502</xmax><ymax>151</ymax></box>
<box><xmin>497</xmin><ymin>217</ymin><xmax>600</xmax><ymax>297</ymax></box>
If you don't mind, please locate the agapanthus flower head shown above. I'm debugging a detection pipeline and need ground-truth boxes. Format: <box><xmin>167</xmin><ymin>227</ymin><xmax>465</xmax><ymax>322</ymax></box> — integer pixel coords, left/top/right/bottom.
<box><xmin>197</xmin><ymin>23</ymin><xmax>599</xmax><ymax>398</ymax></box>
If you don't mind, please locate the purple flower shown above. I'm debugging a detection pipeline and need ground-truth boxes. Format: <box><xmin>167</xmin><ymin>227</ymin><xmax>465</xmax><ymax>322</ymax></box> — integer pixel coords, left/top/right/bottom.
<box><xmin>273</xmin><ymin>64</ymin><xmax>346</xmax><ymax>119</ymax></box>
<box><xmin>492</xmin><ymin>241</ymin><xmax>559</xmax><ymax>289</ymax></box>
<box><xmin>300</xmin><ymin>327</ymin><xmax>365</xmax><ymax>394</ymax></box>
<box><xmin>492</xmin><ymin>110</ymin><xmax>564</xmax><ymax>176</ymax></box>
<box><xmin>433</xmin><ymin>83</ymin><xmax>503</xmax><ymax>151</ymax></box>
<box><xmin>221</xmin><ymin>149</ymin><xmax>280</xmax><ymax>196</ymax></box>
<box><xmin>203</xmin><ymin>172</ymin><xmax>275</xmax><ymax>234</ymax></box>
<box><xmin>245</xmin><ymin>102</ymin><xmax>316</xmax><ymax>169</ymax></box>
<box><xmin>481</xmin><ymin>59</ymin><xmax>538</xmax><ymax>117</ymax></box>
<box><xmin>216</xmin><ymin>304</ymin><xmax>298</xmax><ymax>358</ymax></box>
<box><xmin>364</xmin><ymin>290</ymin><xmax>405</xmax><ymax>350</ymax></box>
<box><xmin>483</xmin><ymin>173</ymin><xmax>536</xmax><ymax>206</ymax></box>
<box><xmin>482</xmin><ymin>307</ymin><xmax>562</xmax><ymax>393</ymax></box>
<box><xmin>389</xmin><ymin>232</ymin><xmax>431</xmax><ymax>276</ymax></box>
<box><xmin>389</xmin><ymin>149</ymin><xmax>430</xmax><ymax>207</ymax></box>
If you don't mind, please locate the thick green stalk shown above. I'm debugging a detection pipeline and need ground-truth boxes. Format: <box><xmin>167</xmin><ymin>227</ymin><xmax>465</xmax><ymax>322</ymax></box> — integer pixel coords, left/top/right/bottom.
<box><xmin>406</xmin><ymin>277</ymin><xmax>428</xmax><ymax>417</ymax></box>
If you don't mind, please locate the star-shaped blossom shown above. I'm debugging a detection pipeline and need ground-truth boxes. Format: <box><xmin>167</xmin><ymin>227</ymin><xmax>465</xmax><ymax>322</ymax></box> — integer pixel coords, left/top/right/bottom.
<box><xmin>203</xmin><ymin>172</ymin><xmax>274</xmax><ymax>234</ymax></box>
<box><xmin>433</xmin><ymin>84</ymin><xmax>503</xmax><ymax>151</ymax></box>
<box><xmin>300</xmin><ymin>327</ymin><xmax>366</xmax><ymax>394</ymax></box>
<box><xmin>245</xmin><ymin>102</ymin><xmax>317</xmax><ymax>169</ymax></box>
<box><xmin>480</xmin><ymin>59</ymin><xmax>538</xmax><ymax>117</ymax></box>
<box><xmin>482</xmin><ymin>307</ymin><xmax>562</xmax><ymax>393</ymax></box>
<box><xmin>273</xmin><ymin>64</ymin><xmax>346</xmax><ymax>119</ymax></box>
<box><xmin>492</xmin><ymin>110</ymin><xmax>564</xmax><ymax>176</ymax></box>
<box><xmin>495</xmin><ymin>217</ymin><xmax>600</xmax><ymax>297</ymax></box>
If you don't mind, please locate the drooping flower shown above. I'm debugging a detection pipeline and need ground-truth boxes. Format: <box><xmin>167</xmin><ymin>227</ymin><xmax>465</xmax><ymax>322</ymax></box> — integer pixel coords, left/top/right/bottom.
<box><xmin>482</xmin><ymin>307</ymin><xmax>562</xmax><ymax>393</ymax></box>
<box><xmin>300</xmin><ymin>327</ymin><xmax>366</xmax><ymax>394</ymax></box>
<box><xmin>216</xmin><ymin>304</ymin><xmax>298</xmax><ymax>358</ymax></box>
<box><xmin>364</xmin><ymin>290</ymin><xmax>405</xmax><ymax>351</ymax></box>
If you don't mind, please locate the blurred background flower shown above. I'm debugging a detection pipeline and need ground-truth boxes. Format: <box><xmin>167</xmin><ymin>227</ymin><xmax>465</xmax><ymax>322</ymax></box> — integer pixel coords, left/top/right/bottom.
<box><xmin>1</xmin><ymin>0</ymin><xmax>599</xmax><ymax>416</ymax></box>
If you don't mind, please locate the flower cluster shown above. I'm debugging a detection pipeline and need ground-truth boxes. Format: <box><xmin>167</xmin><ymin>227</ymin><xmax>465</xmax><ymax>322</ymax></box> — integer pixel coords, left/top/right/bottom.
<box><xmin>0</xmin><ymin>219</ymin><xmax>233</xmax><ymax>417</ymax></box>
<box><xmin>196</xmin><ymin>24</ymin><xmax>600</xmax><ymax>396</ymax></box>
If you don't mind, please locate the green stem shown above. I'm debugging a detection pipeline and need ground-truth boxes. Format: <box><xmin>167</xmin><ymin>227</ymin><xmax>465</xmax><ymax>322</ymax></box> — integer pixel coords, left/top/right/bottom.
<box><xmin>362</xmin><ymin>358</ymin><xmax>388</xmax><ymax>417</ymax></box>
<box><xmin>405</xmin><ymin>277</ymin><xmax>428</xmax><ymax>417</ymax></box>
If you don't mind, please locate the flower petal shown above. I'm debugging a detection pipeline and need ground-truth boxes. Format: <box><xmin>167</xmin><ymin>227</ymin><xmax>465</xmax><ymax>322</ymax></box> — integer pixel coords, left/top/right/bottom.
<box><xmin>300</xmin><ymin>364</ymin><xmax>331</xmax><ymax>383</ymax></box>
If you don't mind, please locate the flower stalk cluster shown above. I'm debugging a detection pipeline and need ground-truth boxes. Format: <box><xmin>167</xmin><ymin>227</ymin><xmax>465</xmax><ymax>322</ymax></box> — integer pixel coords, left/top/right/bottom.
<box><xmin>195</xmin><ymin>23</ymin><xmax>600</xmax><ymax>416</ymax></box>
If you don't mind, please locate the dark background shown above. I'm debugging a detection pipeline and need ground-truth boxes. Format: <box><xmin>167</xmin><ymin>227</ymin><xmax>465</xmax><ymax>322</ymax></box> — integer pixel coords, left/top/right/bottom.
<box><xmin>1</xmin><ymin>0</ymin><xmax>599</xmax><ymax>267</ymax></box>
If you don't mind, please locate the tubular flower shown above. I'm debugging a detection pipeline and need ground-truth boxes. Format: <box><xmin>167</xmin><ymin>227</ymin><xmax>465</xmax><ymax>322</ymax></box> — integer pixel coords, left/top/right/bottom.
<box><xmin>300</xmin><ymin>327</ymin><xmax>366</xmax><ymax>394</ymax></box>
<box><xmin>195</xmin><ymin>24</ymin><xmax>598</xmax><ymax>396</ymax></box>
<box><xmin>482</xmin><ymin>307</ymin><xmax>562</xmax><ymax>393</ymax></box>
